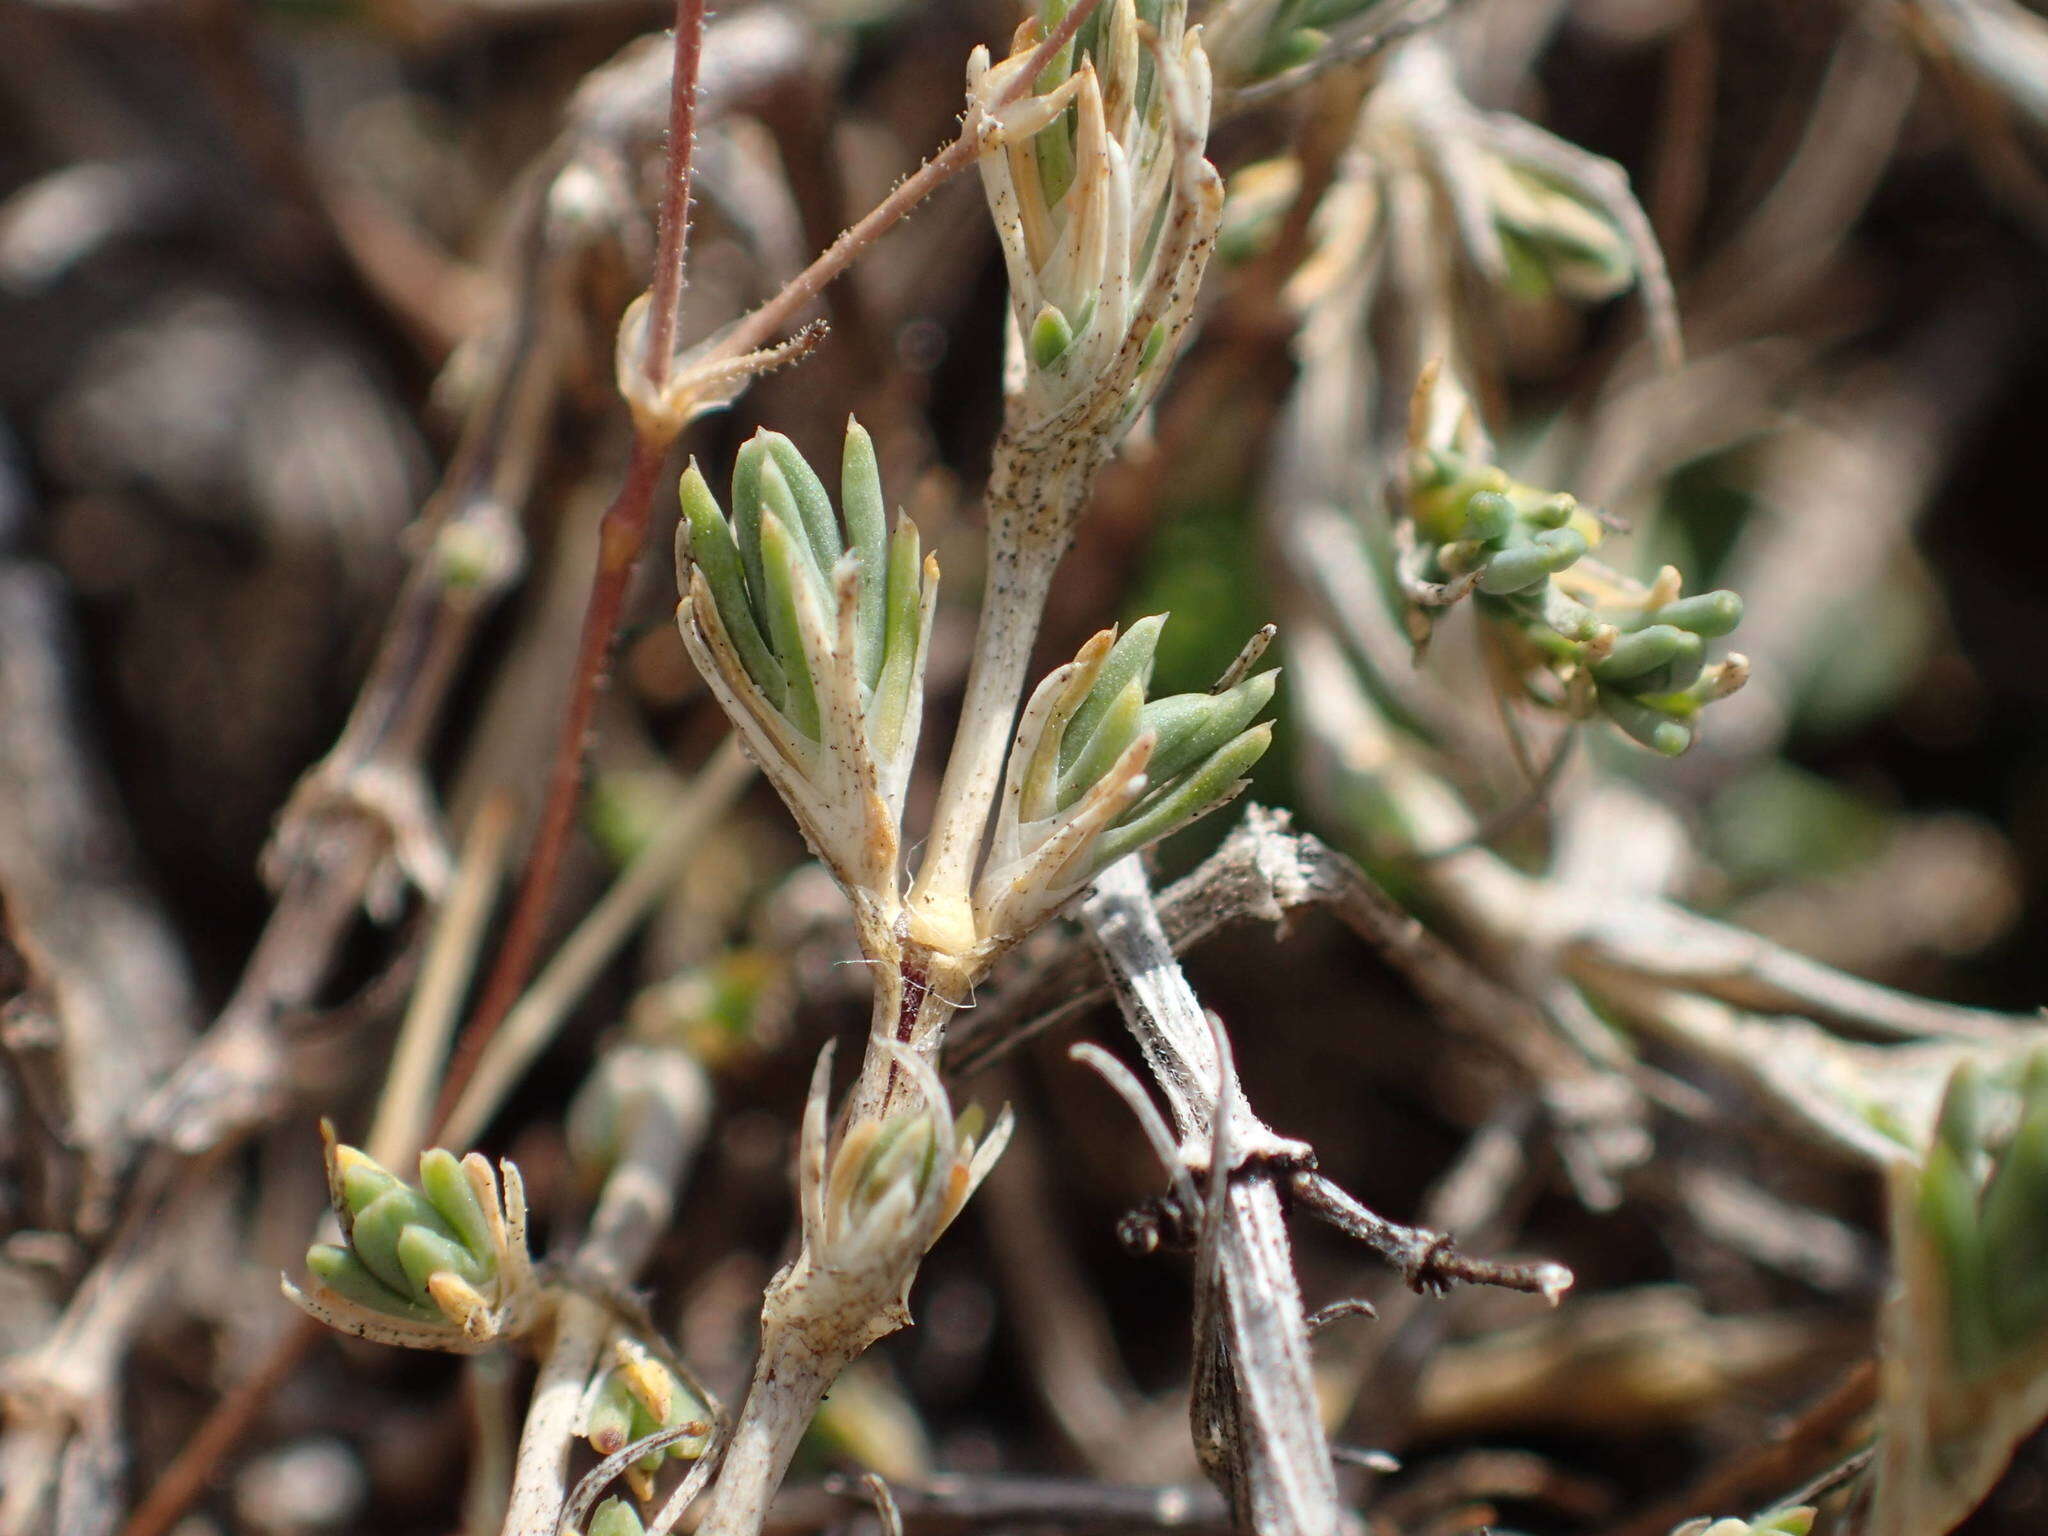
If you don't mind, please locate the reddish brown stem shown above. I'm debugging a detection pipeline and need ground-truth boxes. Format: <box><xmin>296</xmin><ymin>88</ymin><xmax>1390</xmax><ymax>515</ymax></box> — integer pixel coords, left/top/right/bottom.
<box><xmin>644</xmin><ymin>0</ymin><xmax>706</xmax><ymax>391</ymax></box>
<box><xmin>712</xmin><ymin>0</ymin><xmax>1105</xmax><ymax>364</ymax></box>
<box><xmin>437</xmin><ymin>433</ymin><xmax>669</xmax><ymax>1127</ymax></box>
<box><xmin>118</xmin><ymin>1318</ymin><xmax>321</xmax><ymax>1536</ymax></box>
<box><xmin>436</xmin><ymin>0</ymin><xmax>708</xmax><ymax>1124</ymax></box>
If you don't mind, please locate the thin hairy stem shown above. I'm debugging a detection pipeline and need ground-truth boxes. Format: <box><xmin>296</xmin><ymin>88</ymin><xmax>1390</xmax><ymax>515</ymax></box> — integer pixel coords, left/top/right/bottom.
<box><xmin>452</xmin><ymin>0</ymin><xmax>710</xmax><ymax>1106</ymax></box>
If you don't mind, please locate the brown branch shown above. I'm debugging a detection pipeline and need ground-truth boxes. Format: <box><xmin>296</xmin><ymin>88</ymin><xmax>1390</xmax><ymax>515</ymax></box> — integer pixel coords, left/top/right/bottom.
<box><xmin>1290</xmin><ymin>1170</ymin><xmax>1571</xmax><ymax>1302</ymax></box>
<box><xmin>950</xmin><ymin>804</ymin><xmax>1586</xmax><ymax>1087</ymax></box>
<box><xmin>438</xmin><ymin>431</ymin><xmax>672</xmax><ymax>1124</ymax></box>
<box><xmin>444</xmin><ymin>0</ymin><xmax>709</xmax><ymax>1119</ymax></box>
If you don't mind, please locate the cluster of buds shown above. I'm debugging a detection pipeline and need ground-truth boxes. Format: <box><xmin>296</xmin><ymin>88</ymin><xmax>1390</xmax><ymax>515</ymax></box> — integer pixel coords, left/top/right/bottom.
<box><xmin>674</xmin><ymin>420</ymin><xmax>935</xmax><ymax>951</ymax></box>
<box><xmin>1399</xmin><ymin>382</ymin><xmax>1746</xmax><ymax>756</ymax></box>
<box><xmin>697</xmin><ymin>1046</ymin><xmax>1011</xmax><ymax>1536</ymax></box>
<box><xmin>789</xmin><ymin>1044</ymin><xmax>1011</xmax><ymax>1328</ymax></box>
<box><xmin>1671</xmin><ymin>1512</ymin><xmax>1814</xmax><ymax>1536</ymax></box>
<box><xmin>285</xmin><ymin>1127</ymin><xmax>538</xmax><ymax>1349</ymax></box>
<box><xmin>578</xmin><ymin>1338</ymin><xmax>711</xmax><ymax>1502</ymax></box>
<box><xmin>968</xmin><ymin>0</ymin><xmax>1223</xmax><ymax>464</ymax></box>
<box><xmin>1872</xmin><ymin>1051</ymin><xmax>2048</xmax><ymax>1536</ymax></box>
<box><xmin>975</xmin><ymin>616</ymin><xmax>1276</xmax><ymax>947</ymax></box>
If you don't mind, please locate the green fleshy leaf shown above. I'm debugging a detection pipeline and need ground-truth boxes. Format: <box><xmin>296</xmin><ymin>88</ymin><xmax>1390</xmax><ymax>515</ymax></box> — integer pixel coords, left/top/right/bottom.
<box><xmin>1650</xmin><ymin>590</ymin><xmax>1744</xmax><ymax>638</ymax></box>
<box><xmin>680</xmin><ymin>464</ymin><xmax>786</xmax><ymax>709</ymax></box>
<box><xmin>1062</xmin><ymin>616</ymin><xmax>1166</xmax><ymax>774</ymax></box>
<box><xmin>866</xmin><ymin>516</ymin><xmax>925</xmax><ymax>761</ymax></box>
<box><xmin>840</xmin><ymin>419</ymin><xmax>889</xmax><ymax>691</ymax></box>
<box><xmin>418</xmin><ymin>1149</ymin><xmax>493</xmax><ymax>1266</ymax></box>
<box><xmin>347</xmin><ymin>1186</ymin><xmax>461</xmax><ymax>1296</ymax></box>
<box><xmin>587</xmin><ymin>1496</ymin><xmax>648</xmax><ymax>1536</ymax></box>
<box><xmin>755</xmin><ymin>431</ymin><xmax>842</xmax><ymax>578</ymax></box>
<box><xmin>584</xmin><ymin>1372</ymin><xmax>638</xmax><ymax>1455</ymax></box>
<box><xmin>1935</xmin><ymin>1061</ymin><xmax>1986</xmax><ymax>1162</ymax></box>
<box><xmin>306</xmin><ymin>1244</ymin><xmax>444</xmax><ymax>1324</ymax></box>
<box><xmin>1094</xmin><ymin>722</ymin><xmax>1273</xmax><ymax>869</ymax></box>
<box><xmin>1140</xmin><ymin>669</ymin><xmax>1280</xmax><ymax>788</ymax></box>
<box><xmin>395</xmin><ymin>1223</ymin><xmax>489</xmax><ymax>1297</ymax></box>
<box><xmin>339</xmin><ymin>1158</ymin><xmax>403</xmax><ymax>1222</ymax></box>
<box><xmin>1138</xmin><ymin>319</ymin><xmax>1167</xmax><ymax>372</ymax></box>
<box><xmin>1031</xmin><ymin>304</ymin><xmax>1076</xmax><ymax>370</ymax></box>
<box><xmin>1593</xmin><ymin>624</ymin><xmax>1690</xmax><ymax>683</ymax></box>
<box><xmin>756</xmin><ymin>511</ymin><xmax>823</xmax><ymax>740</ymax></box>
<box><xmin>1979</xmin><ymin>1088</ymin><xmax>2048</xmax><ymax>1348</ymax></box>
<box><xmin>757</xmin><ymin>459</ymin><xmax>832</xmax><ymax>611</ymax></box>
<box><xmin>1462</xmin><ymin>489</ymin><xmax>1514</xmax><ymax>543</ymax></box>
<box><xmin>1475</xmin><ymin>539</ymin><xmax>1555</xmax><ymax>595</ymax></box>
<box><xmin>1600</xmin><ymin>689</ymin><xmax>1692</xmax><ymax>756</ymax></box>
<box><xmin>1626</xmin><ymin>631</ymin><xmax>1706</xmax><ymax>695</ymax></box>
<box><xmin>1921</xmin><ymin>1141</ymin><xmax>1997</xmax><ymax>1375</ymax></box>
<box><xmin>1033</xmin><ymin>1</ymin><xmax>1077</xmax><ymax>204</ymax></box>
<box><xmin>1531</xmin><ymin>526</ymin><xmax>1590</xmax><ymax>569</ymax></box>
<box><xmin>1055</xmin><ymin>679</ymin><xmax>1144</xmax><ymax>813</ymax></box>
<box><xmin>729</xmin><ymin>437</ymin><xmax>772</xmax><ymax>629</ymax></box>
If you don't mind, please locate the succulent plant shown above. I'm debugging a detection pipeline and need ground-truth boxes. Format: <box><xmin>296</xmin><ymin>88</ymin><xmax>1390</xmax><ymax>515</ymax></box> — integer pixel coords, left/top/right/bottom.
<box><xmin>975</xmin><ymin>615</ymin><xmax>1277</xmax><ymax>941</ymax></box>
<box><xmin>1399</xmin><ymin>394</ymin><xmax>1747</xmax><ymax>757</ymax></box>
<box><xmin>285</xmin><ymin>1126</ymin><xmax>538</xmax><ymax>1349</ymax></box>
<box><xmin>674</xmin><ymin>419</ymin><xmax>935</xmax><ymax>946</ymax></box>
<box><xmin>970</xmin><ymin>0</ymin><xmax>1222</xmax><ymax>457</ymax></box>
<box><xmin>1871</xmin><ymin>1050</ymin><xmax>2048</xmax><ymax>1535</ymax></box>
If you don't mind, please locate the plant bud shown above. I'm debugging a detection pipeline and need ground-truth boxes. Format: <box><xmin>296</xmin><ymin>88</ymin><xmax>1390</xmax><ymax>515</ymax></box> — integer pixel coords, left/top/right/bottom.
<box><xmin>1651</xmin><ymin>590</ymin><xmax>1744</xmax><ymax>638</ymax></box>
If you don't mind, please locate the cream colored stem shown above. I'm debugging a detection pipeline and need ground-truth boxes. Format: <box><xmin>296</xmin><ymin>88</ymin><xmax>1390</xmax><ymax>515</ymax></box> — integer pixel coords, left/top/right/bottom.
<box><xmin>847</xmin><ymin>949</ymin><xmax>965</xmax><ymax>1123</ymax></box>
<box><xmin>499</xmin><ymin>1048</ymin><xmax>711</xmax><ymax>1535</ymax></box>
<box><xmin>907</xmin><ymin>440</ymin><xmax>1085</xmax><ymax>950</ymax></box>
<box><xmin>681</xmin><ymin>1327</ymin><xmax>849</xmax><ymax>1536</ymax></box>
<box><xmin>499</xmin><ymin>1294</ymin><xmax>606</xmax><ymax>1536</ymax></box>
